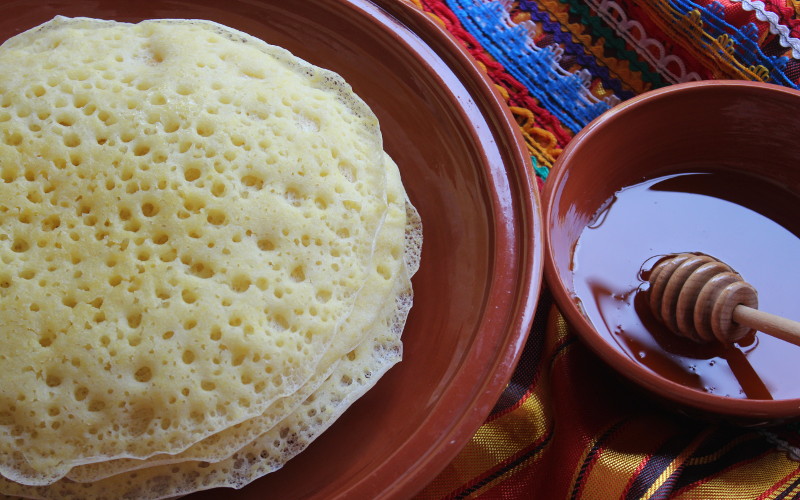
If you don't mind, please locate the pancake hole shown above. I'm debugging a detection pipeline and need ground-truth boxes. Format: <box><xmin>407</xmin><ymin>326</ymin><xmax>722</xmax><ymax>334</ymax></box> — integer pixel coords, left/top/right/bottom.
<box><xmin>201</xmin><ymin>380</ymin><xmax>216</xmax><ymax>391</ymax></box>
<box><xmin>88</xmin><ymin>400</ymin><xmax>106</xmax><ymax>412</ymax></box>
<box><xmin>196</xmin><ymin>121</ymin><xmax>214</xmax><ymax>137</ymax></box>
<box><xmin>181</xmin><ymin>289</ymin><xmax>197</xmax><ymax>304</ymax></box>
<box><xmin>74</xmin><ymin>386</ymin><xmax>89</xmax><ymax>401</ymax></box>
<box><xmin>63</xmin><ymin>133</ymin><xmax>80</xmax><ymax>148</ymax></box>
<box><xmin>290</xmin><ymin>266</ymin><xmax>306</xmax><ymax>282</ymax></box>
<box><xmin>73</xmin><ymin>94</ymin><xmax>88</xmax><ymax>108</ymax></box>
<box><xmin>45</xmin><ymin>374</ymin><xmax>62</xmax><ymax>387</ymax></box>
<box><xmin>211</xmin><ymin>182</ymin><xmax>226</xmax><ymax>197</ymax></box>
<box><xmin>182</xmin><ymin>351</ymin><xmax>195</xmax><ymax>364</ymax></box>
<box><xmin>285</xmin><ymin>187</ymin><xmax>302</xmax><ymax>206</ymax></box>
<box><xmin>141</xmin><ymin>202</ymin><xmax>159</xmax><ymax>217</ymax></box>
<box><xmin>158</xmin><ymin>247</ymin><xmax>177</xmax><ymax>262</ymax></box>
<box><xmin>257</xmin><ymin>238</ymin><xmax>274</xmax><ymax>251</ymax></box>
<box><xmin>163</xmin><ymin>118</ymin><xmax>179</xmax><ymax>133</ymax></box>
<box><xmin>127</xmin><ymin>312</ymin><xmax>142</xmax><ymax>328</ymax></box>
<box><xmin>11</xmin><ymin>238</ymin><xmax>29</xmax><ymax>253</ymax></box>
<box><xmin>206</xmin><ymin>209</ymin><xmax>226</xmax><ymax>225</ymax></box>
<box><xmin>209</xmin><ymin>327</ymin><xmax>222</xmax><ymax>341</ymax></box>
<box><xmin>231</xmin><ymin>275</ymin><xmax>250</xmax><ymax>292</ymax></box>
<box><xmin>1</xmin><ymin>165</ymin><xmax>17</xmax><ymax>183</ymax></box>
<box><xmin>183</xmin><ymin>195</ymin><xmax>205</xmax><ymax>212</ymax></box>
<box><xmin>273</xmin><ymin>315</ymin><xmax>289</xmax><ymax>331</ymax></box>
<box><xmin>134</xmin><ymin>367</ymin><xmax>152</xmax><ymax>383</ymax></box>
<box><xmin>38</xmin><ymin>332</ymin><xmax>55</xmax><ymax>347</ymax></box>
<box><xmin>241</xmin><ymin>174</ymin><xmax>263</xmax><ymax>190</ymax></box>
<box><xmin>184</xmin><ymin>167</ymin><xmax>201</xmax><ymax>182</ymax></box>
<box><xmin>189</xmin><ymin>262</ymin><xmax>213</xmax><ymax>279</ymax></box>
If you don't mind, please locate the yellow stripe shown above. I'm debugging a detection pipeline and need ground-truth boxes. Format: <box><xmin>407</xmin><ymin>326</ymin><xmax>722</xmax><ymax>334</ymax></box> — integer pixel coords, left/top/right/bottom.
<box><xmin>682</xmin><ymin>433</ymin><xmax>754</xmax><ymax>467</ymax></box>
<box><xmin>412</xmin><ymin>386</ymin><xmax>552</xmax><ymax>498</ymax></box>
<box><xmin>640</xmin><ymin>428</ymin><xmax>716</xmax><ymax>499</ymax></box>
<box><xmin>579</xmin><ymin>416</ymin><xmax>686</xmax><ymax>499</ymax></box>
<box><xmin>415</xmin><ymin>304</ymin><xmax>572</xmax><ymax>498</ymax></box>
<box><xmin>674</xmin><ymin>448</ymin><xmax>800</xmax><ymax>499</ymax></box>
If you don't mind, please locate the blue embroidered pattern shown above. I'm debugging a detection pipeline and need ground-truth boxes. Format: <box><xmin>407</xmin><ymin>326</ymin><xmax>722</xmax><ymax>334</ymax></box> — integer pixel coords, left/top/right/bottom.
<box><xmin>446</xmin><ymin>0</ymin><xmax>612</xmax><ymax>132</ymax></box>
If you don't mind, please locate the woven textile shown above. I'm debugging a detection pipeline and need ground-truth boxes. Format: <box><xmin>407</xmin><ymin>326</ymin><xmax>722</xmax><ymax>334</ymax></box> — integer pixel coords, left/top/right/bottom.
<box><xmin>410</xmin><ymin>1</ymin><xmax>800</xmax><ymax>498</ymax></box>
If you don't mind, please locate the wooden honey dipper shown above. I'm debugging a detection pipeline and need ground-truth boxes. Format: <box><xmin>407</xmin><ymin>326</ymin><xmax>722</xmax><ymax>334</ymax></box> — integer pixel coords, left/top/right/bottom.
<box><xmin>648</xmin><ymin>253</ymin><xmax>800</xmax><ymax>347</ymax></box>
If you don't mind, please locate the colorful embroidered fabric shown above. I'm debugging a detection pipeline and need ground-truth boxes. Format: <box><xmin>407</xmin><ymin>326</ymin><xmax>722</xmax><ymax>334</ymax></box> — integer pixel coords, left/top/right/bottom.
<box><xmin>409</xmin><ymin>1</ymin><xmax>800</xmax><ymax>498</ymax></box>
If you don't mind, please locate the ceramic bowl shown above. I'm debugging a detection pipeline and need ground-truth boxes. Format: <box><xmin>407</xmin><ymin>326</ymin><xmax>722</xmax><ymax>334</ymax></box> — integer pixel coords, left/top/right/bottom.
<box><xmin>543</xmin><ymin>80</ymin><xmax>800</xmax><ymax>423</ymax></box>
<box><xmin>0</xmin><ymin>0</ymin><xmax>543</xmax><ymax>497</ymax></box>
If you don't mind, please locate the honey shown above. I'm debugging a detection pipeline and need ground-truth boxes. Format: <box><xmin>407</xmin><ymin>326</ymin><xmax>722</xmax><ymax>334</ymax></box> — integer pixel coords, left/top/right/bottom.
<box><xmin>572</xmin><ymin>170</ymin><xmax>800</xmax><ymax>399</ymax></box>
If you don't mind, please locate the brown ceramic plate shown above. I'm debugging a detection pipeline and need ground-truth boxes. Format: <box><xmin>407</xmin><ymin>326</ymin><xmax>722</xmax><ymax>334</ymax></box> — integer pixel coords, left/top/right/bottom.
<box><xmin>0</xmin><ymin>1</ymin><xmax>543</xmax><ymax>498</ymax></box>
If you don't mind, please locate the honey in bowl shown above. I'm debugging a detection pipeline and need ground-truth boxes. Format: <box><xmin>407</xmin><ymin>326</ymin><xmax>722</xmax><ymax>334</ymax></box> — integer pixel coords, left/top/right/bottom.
<box><xmin>571</xmin><ymin>169</ymin><xmax>800</xmax><ymax>400</ymax></box>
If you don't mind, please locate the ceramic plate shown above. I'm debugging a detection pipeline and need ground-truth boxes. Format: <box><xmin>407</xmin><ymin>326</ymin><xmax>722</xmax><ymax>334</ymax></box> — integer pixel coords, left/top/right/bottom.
<box><xmin>0</xmin><ymin>1</ymin><xmax>543</xmax><ymax>497</ymax></box>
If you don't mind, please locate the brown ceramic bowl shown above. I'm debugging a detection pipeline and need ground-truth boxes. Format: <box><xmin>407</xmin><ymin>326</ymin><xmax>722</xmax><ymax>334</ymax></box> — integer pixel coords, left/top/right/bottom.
<box><xmin>543</xmin><ymin>80</ymin><xmax>800</xmax><ymax>423</ymax></box>
<box><xmin>0</xmin><ymin>0</ymin><xmax>543</xmax><ymax>498</ymax></box>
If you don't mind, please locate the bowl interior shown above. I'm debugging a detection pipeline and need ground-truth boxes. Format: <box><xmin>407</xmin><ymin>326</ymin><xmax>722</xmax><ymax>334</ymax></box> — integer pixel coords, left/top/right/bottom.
<box><xmin>0</xmin><ymin>0</ymin><xmax>542</xmax><ymax>497</ymax></box>
<box><xmin>545</xmin><ymin>81</ymin><xmax>800</xmax><ymax>420</ymax></box>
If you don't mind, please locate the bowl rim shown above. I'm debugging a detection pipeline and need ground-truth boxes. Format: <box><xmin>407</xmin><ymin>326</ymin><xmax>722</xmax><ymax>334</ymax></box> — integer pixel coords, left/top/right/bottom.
<box><xmin>343</xmin><ymin>0</ymin><xmax>544</xmax><ymax>497</ymax></box>
<box><xmin>543</xmin><ymin>80</ymin><xmax>800</xmax><ymax>420</ymax></box>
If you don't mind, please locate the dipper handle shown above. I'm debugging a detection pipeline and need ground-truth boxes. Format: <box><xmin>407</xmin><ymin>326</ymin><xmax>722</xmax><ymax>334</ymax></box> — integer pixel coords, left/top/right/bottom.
<box><xmin>732</xmin><ymin>305</ymin><xmax>800</xmax><ymax>348</ymax></box>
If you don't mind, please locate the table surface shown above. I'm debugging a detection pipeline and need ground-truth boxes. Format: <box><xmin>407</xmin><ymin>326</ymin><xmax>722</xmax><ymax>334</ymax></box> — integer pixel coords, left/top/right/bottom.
<box><xmin>410</xmin><ymin>1</ymin><xmax>800</xmax><ymax>498</ymax></box>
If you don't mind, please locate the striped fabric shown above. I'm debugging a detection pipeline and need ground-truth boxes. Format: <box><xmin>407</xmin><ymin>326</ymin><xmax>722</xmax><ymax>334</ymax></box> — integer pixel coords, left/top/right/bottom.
<box><xmin>409</xmin><ymin>1</ymin><xmax>800</xmax><ymax>498</ymax></box>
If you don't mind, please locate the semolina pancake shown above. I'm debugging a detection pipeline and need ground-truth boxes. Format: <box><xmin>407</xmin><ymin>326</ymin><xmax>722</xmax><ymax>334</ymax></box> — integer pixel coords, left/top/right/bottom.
<box><xmin>0</xmin><ymin>15</ymin><xmax>410</xmax><ymax>486</ymax></box>
<box><xmin>0</xmin><ymin>261</ymin><xmax>413</xmax><ymax>499</ymax></box>
<box><xmin>63</xmin><ymin>156</ymin><xmax>419</xmax><ymax>482</ymax></box>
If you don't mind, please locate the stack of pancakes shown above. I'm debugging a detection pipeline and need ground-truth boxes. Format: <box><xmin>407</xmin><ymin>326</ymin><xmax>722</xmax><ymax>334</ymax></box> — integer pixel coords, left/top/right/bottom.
<box><xmin>0</xmin><ymin>17</ymin><xmax>420</xmax><ymax>499</ymax></box>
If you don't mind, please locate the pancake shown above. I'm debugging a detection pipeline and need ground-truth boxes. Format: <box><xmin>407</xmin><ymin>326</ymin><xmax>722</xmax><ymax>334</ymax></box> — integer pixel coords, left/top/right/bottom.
<box><xmin>0</xmin><ymin>261</ymin><xmax>413</xmax><ymax>499</ymax></box>
<box><xmin>64</xmin><ymin>156</ymin><xmax>418</xmax><ymax>482</ymax></box>
<box><xmin>0</xmin><ymin>15</ymin><xmax>421</xmax><ymax>493</ymax></box>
